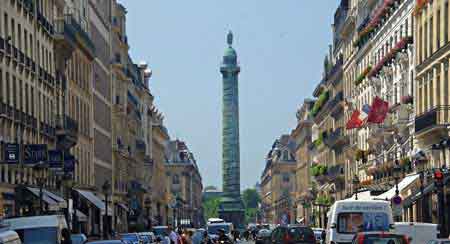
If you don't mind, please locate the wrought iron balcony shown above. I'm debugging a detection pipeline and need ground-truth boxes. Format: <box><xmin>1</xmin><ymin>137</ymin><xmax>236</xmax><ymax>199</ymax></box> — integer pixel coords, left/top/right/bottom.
<box><xmin>54</xmin><ymin>15</ymin><xmax>95</xmax><ymax>59</ymax></box>
<box><xmin>324</xmin><ymin>127</ymin><xmax>349</xmax><ymax>149</ymax></box>
<box><xmin>415</xmin><ymin>106</ymin><xmax>450</xmax><ymax>134</ymax></box>
<box><xmin>56</xmin><ymin>115</ymin><xmax>78</xmax><ymax>150</ymax></box>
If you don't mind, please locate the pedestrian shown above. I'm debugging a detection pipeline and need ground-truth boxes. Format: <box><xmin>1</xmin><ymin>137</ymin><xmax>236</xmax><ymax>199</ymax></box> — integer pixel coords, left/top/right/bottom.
<box><xmin>177</xmin><ymin>228</ymin><xmax>184</xmax><ymax>244</ymax></box>
<box><xmin>201</xmin><ymin>231</ymin><xmax>213</xmax><ymax>244</ymax></box>
<box><xmin>168</xmin><ymin>224</ymin><xmax>179</xmax><ymax>244</ymax></box>
<box><xmin>61</xmin><ymin>228</ymin><xmax>72</xmax><ymax>244</ymax></box>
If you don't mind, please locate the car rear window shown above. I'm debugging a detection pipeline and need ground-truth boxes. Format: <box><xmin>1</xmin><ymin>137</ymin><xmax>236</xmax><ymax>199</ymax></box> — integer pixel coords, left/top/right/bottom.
<box><xmin>288</xmin><ymin>227</ymin><xmax>315</xmax><ymax>242</ymax></box>
<box><xmin>357</xmin><ymin>234</ymin><xmax>407</xmax><ymax>244</ymax></box>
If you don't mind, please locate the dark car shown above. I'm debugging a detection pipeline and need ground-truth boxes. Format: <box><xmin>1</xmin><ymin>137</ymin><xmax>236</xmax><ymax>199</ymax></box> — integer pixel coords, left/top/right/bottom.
<box><xmin>352</xmin><ymin>232</ymin><xmax>409</xmax><ymax>244</ymax></box>
<box><xmin>255</xmin><ymin>228</ymin><xmax>272</xmax><ymax>244</ymax></box>
<box><xmin>270</xmin><ymin>225</ymin><xmax>316</xmax><ymax>244</ymax></box>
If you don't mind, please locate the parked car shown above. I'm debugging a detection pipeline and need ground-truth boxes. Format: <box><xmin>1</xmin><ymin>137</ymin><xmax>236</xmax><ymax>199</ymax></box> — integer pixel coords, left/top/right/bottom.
<box><xmin>192</xmin><ymin>228</ymin><xmax>206</xmax><ymax>244</ymax></box>
<box><xmin>352</xmin><ymin>232</ymin><xmax>409</xmax><ymax>244</ymax></box>
<box><xmin>71</xmin><ymin>234</ymin><xmax>87</xmax><ymax>244</ymax></box>
<box><xmin>120</xmin><ymin>233</ymin><xmax>142</xmax><ymax>244</ymax></box>
<box><xmin>0</xmin><ymin>230</ymin><xmax>21</xmax><ymax>244</ymax></box>
<box><xmin>138</xmin><ymin>232</ymin><xmax>155</xmax><ymax>244</ymax></box>
<box><xmin>255</xmin><ymin>228</ymin><xmax>271</xmax><ymax>244</ymax></box>
<box><xmin>270</xmin><ymin>225</ymin><xmax>316</xmax><ymax>244</ymax></box>
<box><xmin>428</xmin><ymin>240</ymin><xmax>450</xmax><ymax>244</ymax></box>
<box><xmin>312</xmin><ymin>228</ymin><xmax>325</xmax><ymax>244</ymax></box>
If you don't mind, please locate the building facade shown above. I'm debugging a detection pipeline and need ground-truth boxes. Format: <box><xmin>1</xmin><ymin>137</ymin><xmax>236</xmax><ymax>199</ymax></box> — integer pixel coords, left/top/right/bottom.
<box><xmin>165</xmin><ymin>140</ymin><xmax>203</xmax><ymax>228</ymax></box>
<box><xmin>260</xmin><ymin>135</ymin><xmax>297</xmax><ymax>225</ymax></box>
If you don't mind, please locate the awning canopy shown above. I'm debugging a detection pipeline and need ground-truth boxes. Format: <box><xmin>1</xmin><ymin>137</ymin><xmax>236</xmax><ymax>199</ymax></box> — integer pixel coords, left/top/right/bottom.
<box><xmin>403</xmin><ymin>175</ymin><xmax>450</xmax><ymax>207</ymax></box>
<box><xmin>373</xmin><ymin>174</ymin><xmax>420</xmax><ymax>200</ymax></box>
<box><xmin>43</xmin><ymin>190</ymin><xmax>66</xmax><ymax>209</ymax></box>
<box><xmin>26</xmin><ymin>187</ymin><xmax>60</xmax><ymax>211</ymax></box>
<box><xmin>117</xmin><ymin>203</ymin><xmax>129</xmax><ymax>212</ymax></box>
<box><xmin>75</xmin><ymin>189</ymin><xmax>112</xmax><ymax>216</ymax></box>
<box><xmin>346</xmin><ymin>190</ymin><xmax>373</xmax><ymax>200</ymax></box>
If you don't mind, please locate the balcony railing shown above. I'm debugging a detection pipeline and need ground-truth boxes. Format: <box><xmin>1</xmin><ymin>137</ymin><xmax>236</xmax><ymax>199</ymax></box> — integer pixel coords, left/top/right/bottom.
<box><xmin>324</xmin><ymin>127</ymin><xmax>349</xmax><ymax>149</ymax></box>
<box><xmin>56</xmin><ymin>115</ymin><xmax>78</xmax><ymax>137</ymax></box>
<box><xmin>415</xmin><ymin>106</ymin><xmax>450</xmax><ymax>133</ymax></box>
<box><xmin>54</xmin><ymin>15</ymin><xmax>95</xmax><ymax>58</ymax></box>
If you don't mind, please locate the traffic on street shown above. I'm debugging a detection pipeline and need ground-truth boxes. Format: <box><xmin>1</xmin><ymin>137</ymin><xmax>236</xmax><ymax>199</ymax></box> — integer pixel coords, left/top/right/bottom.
<box><xmin>2</xmin><ymin>0</ymin><xmax>450</xmax><ymax>243</ymax></box>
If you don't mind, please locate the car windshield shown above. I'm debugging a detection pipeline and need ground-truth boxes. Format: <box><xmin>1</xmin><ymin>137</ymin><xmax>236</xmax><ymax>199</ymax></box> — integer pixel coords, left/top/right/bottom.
<box><xmin>208</xmin><ymin>225</ymin><xmax>230</xmax><ymax>234</ymax></box>
<box><xmin>288</xmin><ymin>227</ymin><xmax>315</xmax><ymax>242</ymax></box>
<box><xmin>153</xmin><ymin>228</ymin><xmax>168</xmax><ymax>236</ymax></box>
<box><xmin>16</xmin><ymin>227</ymin><xmax>57</xmax><ymax>244</ymax></box>
<box><xmin>338</xmin><ymin>212</ymin><xmax>390</xmax><ymax>233</ymax></box>
<box><xmin>356</xmin><ymin>234</ymin><xmax>407</xmax><ymax>244</ymax></box>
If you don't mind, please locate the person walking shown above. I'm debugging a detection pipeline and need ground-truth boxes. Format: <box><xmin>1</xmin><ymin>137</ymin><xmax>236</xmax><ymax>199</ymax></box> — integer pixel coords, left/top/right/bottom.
<box><xmin>168</xmin><ymin>224</ymin><xmax>179</xmax><ymax>244</ymax></box>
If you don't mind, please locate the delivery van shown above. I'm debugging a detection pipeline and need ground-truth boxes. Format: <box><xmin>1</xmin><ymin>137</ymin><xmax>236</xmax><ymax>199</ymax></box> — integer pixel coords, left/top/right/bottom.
<box><xmin>326</xmin><ymin>200</ymin><xmax>394</xmax><ymax>244</ymax></box>
<box><xmin>393</xmin><ymin>222</ymin><xmax>438</xmax><ymax>244</ymax></box>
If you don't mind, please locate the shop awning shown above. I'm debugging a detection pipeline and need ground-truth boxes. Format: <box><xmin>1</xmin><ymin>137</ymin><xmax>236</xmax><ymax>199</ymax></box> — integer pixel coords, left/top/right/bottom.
<box><xmin>43</xmin><ymin>190</ymin><xmax>66</xmax><ymax>209</ymax></box>
<box><xmin>373</xmin><ymin>174</ymin><xmax>420</xmax><ymax>201</ymax></box>
<box><xmin>74</xmin><ymin>189</ymin><xmax>112</xmax><ymax>216</ymax></box>
<box><xmin>346</xmin><ymin>190</ymin><xmax>373</xmax><ymax>200</ymax></box>
<box><xmin>117</xmin><ymin>203</ymin><xmax>129</xmax><ymax>212</ymax></box>
<box><xmin>403</xmin><ymin>175</ymin><xmax>450</xmax><ymax>207</ymax></box>
<box><xmin>26</xmin><ymin>187</ymin><xmax>60</xmax><ymax>211</ymax></box>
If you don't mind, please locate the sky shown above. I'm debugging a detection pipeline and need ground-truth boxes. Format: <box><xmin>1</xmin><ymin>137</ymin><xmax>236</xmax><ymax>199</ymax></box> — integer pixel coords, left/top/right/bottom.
<box><xmin>119</xmin><ymin>0</ymin><xmax>340</xmax><ymax>190</ymax></box>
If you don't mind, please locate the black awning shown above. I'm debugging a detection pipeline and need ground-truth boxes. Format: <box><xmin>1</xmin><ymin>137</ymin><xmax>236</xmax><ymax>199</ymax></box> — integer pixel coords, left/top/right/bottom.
<box><xmin>403</xmin><ymin>182</ymin><xmax>435</xmax><ymax>208</ymax></box>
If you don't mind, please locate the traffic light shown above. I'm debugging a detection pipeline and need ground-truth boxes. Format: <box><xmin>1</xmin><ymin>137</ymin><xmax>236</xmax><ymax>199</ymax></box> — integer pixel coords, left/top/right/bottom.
<box><xmin>434</xmin><ymin>169</ymin><xmax>444</xmax><ymax>187</ymax></box>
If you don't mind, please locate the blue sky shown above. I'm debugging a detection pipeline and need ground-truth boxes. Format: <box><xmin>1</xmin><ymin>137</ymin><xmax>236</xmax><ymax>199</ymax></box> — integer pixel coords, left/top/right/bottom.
<box><xmin>120</xmin><ymin>0</ymin><xmax>340</xmax><ymax>189</ymax></box>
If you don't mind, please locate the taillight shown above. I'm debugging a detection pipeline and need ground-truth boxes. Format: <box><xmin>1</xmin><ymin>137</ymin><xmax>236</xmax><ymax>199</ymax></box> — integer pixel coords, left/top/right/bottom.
<box><xmin>283</xmin><ymin>234</ymin><xmax>292</xmax><ymax>242</ymax></box>
<box><xmin>403</xmin><ymin>235</ymin><xmax>410</xmax><ymax>244</ymax></box>
<box><xmin>357</xmin><ymin>234</ymin><xmax>365</xmax><ymax>244</ymax></box>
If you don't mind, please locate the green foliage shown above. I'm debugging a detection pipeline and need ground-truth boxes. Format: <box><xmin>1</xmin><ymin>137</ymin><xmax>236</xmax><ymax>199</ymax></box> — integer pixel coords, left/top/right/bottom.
<box><xmin>203</xmin><ymin>197</ymin><xmax>221</xmax><ymax>221</ymax></box>
<box><xmin>311</xmin><ymin>164</ymin><xmax>328</xmax><ymax>177</ymax></box>
<box><xmin>316</xmin><ymin>195</ymin><xmax>332</xmax><ymax>205</ymax></box>
<box><xmin>245</xmin><ymin>208</ymin><xmax>258</xmax><ymax>224</ymax></box>
<box><xmin>242</xmin><ymin>188</ymin><xmax>261</xmax><ymax>209</ymax></box>
<box><xmin>310</xmin><ymin>91</ymin><xmax>330</xmax><ymax>117</ymax></box>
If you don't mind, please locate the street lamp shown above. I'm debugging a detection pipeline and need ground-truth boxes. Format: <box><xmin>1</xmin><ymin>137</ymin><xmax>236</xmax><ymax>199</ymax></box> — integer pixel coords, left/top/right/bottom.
<box><xmin>431</xmin><ymin>140</ymin><xmax>449</xmax><ymax>237</ymax></box>
<box><xmin>352</xmin><ymin>175</ymin><xmax>360</xmax><ymax>200</ymax></box>
<box><xmin>63</xmin><ymin>173</ymin><xmax>75</xmax><ymax>233</ymax></box>
<box><xmin>393</xmin><ymin>160</ymin><xmax>402</xmax><ymax>196</ymax></box>
<box><xmin>33</xmin><ymin>162</ymin><xmax>47</xmax><ymax>215</ymax></box>
<box><xmin>102</xmin><ymin>180</ymin><xmax>111</xmax><ymax>239</ymax></box>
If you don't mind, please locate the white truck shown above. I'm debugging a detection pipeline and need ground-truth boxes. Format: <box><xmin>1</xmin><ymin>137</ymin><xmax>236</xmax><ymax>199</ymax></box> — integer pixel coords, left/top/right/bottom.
<box><xmin>393</xmin><ymin>222</ymin><xmax>439</xmax><ymax>244</ymax></box>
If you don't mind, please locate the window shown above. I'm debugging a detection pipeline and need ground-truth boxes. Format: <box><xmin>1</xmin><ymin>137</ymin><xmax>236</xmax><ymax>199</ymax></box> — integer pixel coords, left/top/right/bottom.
<box><xmin>337</xmin><ymin>212</ymin><xmax>389</xmax><ymax>234</ymax></box>
<box><xmin>173</xmin><ymin>174</ymin><xmax>180</xmax><ymax>185</ymax></box>
<box><xmin>446</xmin><ymin>1</ymin><xmax>449</xmax><ymax>44</ymax></box>
<box><xmin>429</xmin><ymin>17</ymin><xmax>433</xmax><ymax>55</ymax></box>
<box><xmin>437</xmin><ymin>9</ymin><xmax>441</xmax><ymax>49</ymax></box>
<box><xmin>282</xmin><ymin>173</ymin><xmax>290</xmax><ymax>183</ymax></box>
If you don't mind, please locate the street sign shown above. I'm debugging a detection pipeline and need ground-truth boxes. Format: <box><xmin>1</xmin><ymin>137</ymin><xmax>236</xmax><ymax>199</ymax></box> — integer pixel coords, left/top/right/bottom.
<box><xmin>23</xmin><ymin>144</ymin><xmax>48</xmax><ymax>165</ymax></box>
<box><xmin>48</xmin><ymin>150</ymin><xmax>63</xmax><ymax>170</ymax></box>
<box><xmin>4</xmin><ymin>143</ymin><xmax>19</xmax><ymax>164</ymax></box>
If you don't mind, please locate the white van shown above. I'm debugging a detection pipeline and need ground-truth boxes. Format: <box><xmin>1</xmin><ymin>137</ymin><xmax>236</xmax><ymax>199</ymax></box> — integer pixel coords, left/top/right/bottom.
<box><xmin>393</xmin><ymin>222</ymin><xmax>438</xmax><ymax>244</ymax></box>
<box><xmin>0</xmin><ymin>215</ymin><xmax>69</xmax><ymax>244</ymax></box>
<box><xmin>326</xmin><ymin>200</ymin><xmax>394</xmax><ymax>244</ymax></box>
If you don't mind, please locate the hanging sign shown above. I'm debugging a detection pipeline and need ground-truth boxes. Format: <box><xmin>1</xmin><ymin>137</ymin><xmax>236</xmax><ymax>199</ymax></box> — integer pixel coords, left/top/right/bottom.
<box><xmin>4</xmin><ymin>143</ymin><xmax>19</xmax><ymax>164</ymax></box>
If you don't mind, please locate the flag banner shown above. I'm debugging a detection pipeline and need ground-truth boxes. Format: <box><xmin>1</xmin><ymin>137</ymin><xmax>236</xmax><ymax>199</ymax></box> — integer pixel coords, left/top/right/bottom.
<box><xmin>368</xmin><ymin>96</ymin><xmax>389</xmax><ymax>124</ymax></box>
<box><xmin>346</xmin><ymin>110</ymin><xmax>364</xmax><ymax>129</ymax></box>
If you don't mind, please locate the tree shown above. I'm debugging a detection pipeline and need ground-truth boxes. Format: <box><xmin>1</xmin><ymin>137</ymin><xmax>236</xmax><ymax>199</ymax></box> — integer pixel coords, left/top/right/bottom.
<box><xmin>242</xmin><ymin>188</ymin><xmax>261</xmax><ymax>208</ymax></box>
<box><xmin>203</xmin><ymin>196</ymin><xmax>221</xmax><ymax>221</ymax></box>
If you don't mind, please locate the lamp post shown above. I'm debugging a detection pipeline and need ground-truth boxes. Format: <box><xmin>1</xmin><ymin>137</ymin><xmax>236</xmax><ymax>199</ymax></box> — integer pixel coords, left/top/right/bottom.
<box><xmin>352</xmin><ymin>175</ymin><xmax>360</xmax><ymax>200</ymax></box>
<box><xmin>102</xmin><ymin>180</ymin><xmax>111</xmax><ymax>239</ymax></box>
<box><xmin>431</xmin><ymin>140</ymin><xmax>449</xmax><ymax>237</ymax></box>
<box><xmin>33</xmin><ymin>162</ymin><xmax>47</xmax><ymax>215</ymax></box>
<box><xmin>63</xmin><ymin>173</ymin><xmax>75</xmax><ymax>233</ymax></box>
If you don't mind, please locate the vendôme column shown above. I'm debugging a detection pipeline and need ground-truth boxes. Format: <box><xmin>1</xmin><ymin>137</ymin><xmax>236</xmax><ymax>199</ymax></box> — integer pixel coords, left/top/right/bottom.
<box><xmin>219</xmin><ymin>31</ymin><xmax>244</xmax><ymax>227</ymax></box>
